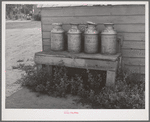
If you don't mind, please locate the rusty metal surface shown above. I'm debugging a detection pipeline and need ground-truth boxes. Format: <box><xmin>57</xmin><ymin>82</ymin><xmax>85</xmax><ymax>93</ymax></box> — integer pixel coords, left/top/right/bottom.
<box><xmin>67</xmin><ymin>24</ymin><xmax>81</xmax><ymax>53</ymax></box>
<box><xmin>84</xmin><ymin>23</ymin><xmax>99</xmax><ymax>54</ymax></box>
<box><xmin>51</xmin><ymin>33</ymin><xmax>65</xmax><ymax>51</ymax></box>
<box><xmin>101</xmin><ymin>35</ymin><xmax>117</xmax><ymax>55</ymax></box>
<box><xmin>68</xmin><ymin>34</ymin><xmax>81</xmax><ymax>53</ymax></box>
<box><xmin>101</xmin><ymin>23</ymin><xmax>117</xmax><ymax>55</ymax></box>
<box><xmin>84</xmin><ymin>35</ymin><xmax>99</xmax><ymax>54</ymax></box>
<box><xmin>51</xmin><ymin>23</ymin><xmax>65</xmax><ymax>51</ymax></box>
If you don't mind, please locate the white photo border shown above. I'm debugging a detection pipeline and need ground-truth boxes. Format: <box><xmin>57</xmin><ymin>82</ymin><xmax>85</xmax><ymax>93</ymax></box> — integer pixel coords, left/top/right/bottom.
<box><xmin>2</xmin><ymin>1</ymin><xmax>149</xmax><ymax>121</ymax></box>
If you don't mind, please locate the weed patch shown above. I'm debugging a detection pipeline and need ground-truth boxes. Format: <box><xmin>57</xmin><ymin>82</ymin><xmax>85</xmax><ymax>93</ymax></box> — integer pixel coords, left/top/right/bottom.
<box><xmin>19</xmin><ymin>64</ymin><xmax>145</xmax><ymax>109</ymax></box>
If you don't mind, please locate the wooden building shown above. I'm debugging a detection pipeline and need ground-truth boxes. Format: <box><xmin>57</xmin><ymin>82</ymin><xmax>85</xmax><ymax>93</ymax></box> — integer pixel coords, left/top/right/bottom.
<box><xmin>37</xmin><ymin>4</ymin><xmax>145</xmax><ymax>74</ymax></box>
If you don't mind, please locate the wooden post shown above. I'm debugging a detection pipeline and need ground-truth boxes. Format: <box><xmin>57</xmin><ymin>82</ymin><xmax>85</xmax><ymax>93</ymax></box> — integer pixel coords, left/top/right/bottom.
<box><xmin>106</xmin><ymin>70</ymin><xmax>116</xmax><ymax>87</ymax></box>
<box><xmin>46</xmin><ymin>65</ymin><xmax>52</xmax><ymax>75</ymax></box>
<box><xmin>37</xmin><ymin>64</ymin><xmax>42</xmax><ymax>72</ymax></box>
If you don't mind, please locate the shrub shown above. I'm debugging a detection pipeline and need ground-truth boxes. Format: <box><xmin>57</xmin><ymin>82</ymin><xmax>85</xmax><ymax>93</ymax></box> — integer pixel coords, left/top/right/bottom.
<box><xmin>21</xmin><ymin>67</ymin><xmax>52</xmax><ymax>94</ymax></box>
<box><xmin>89</xmin><ymin>76</ymin><xmax>145</xmax><ymax>109</ymax></box>
<box><xmin>20</xmin><ymin>64</ymin><xmax>145</xmax><ymax>109</ymax></box>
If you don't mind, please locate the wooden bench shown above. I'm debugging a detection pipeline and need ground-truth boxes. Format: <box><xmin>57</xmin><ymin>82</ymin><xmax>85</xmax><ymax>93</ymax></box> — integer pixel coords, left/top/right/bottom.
<box><xmin>34</xmin><ymin>50</ymin><xmax>122</xmax><ymax>86</ymax></box>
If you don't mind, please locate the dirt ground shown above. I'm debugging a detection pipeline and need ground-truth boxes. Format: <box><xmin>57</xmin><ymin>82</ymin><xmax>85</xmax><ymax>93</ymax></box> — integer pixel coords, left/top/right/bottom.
<box><xmin>6</xmin><ymin>21</ymin><xmax>42</xmax><ymax>97</ymax></box>
<box><xmin>5</xmin><ymin>21</ymin><xmax>89</xmax><ymax>109</ymax></box>
<box><xmin>6</xmin><ymin>88</ymin><xmax>90</xmax><ymax>109</ymax></box>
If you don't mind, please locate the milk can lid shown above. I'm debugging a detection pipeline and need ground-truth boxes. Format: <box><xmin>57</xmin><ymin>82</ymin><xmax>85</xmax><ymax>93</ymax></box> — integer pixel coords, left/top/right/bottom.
<box><xmin>104</xmin><ymin>23</ymin><xmax>114</xmax><ymax>25</ymax></box>
<box><xmin>87</xmin><ymin>21</ymin><xmax>96</xmax><ymax>25</ymax></box>
<box><xmin>101</xmin><ymin>23</ymin><xmax>117</xmax><ymax>35</ymax></box>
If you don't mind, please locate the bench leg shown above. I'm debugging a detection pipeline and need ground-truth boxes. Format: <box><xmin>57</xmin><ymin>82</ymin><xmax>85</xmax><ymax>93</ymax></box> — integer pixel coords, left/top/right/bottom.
<box><xmin>106</xmin><ymin>71</ymin><xmax>116</xmax><ymax>86</ymax></box>
<box><xmin>37</xmin><ymin>64</ymin><xmax>43</xmax><ymax>71</ymax></box>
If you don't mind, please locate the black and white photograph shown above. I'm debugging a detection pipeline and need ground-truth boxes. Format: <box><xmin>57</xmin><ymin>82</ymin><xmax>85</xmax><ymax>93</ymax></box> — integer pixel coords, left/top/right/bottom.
<box><xmin>1</xmin><ymin>1</ymin><xmax>149</xmax><ymax>121</ymax></box>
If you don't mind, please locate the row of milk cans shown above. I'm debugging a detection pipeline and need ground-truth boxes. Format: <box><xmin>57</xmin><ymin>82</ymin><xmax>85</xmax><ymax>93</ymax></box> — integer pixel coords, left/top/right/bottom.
<box><xmin>51</xmin><ymin>21</ymin><xmax>118</xmax><ymax>55</ymax></box>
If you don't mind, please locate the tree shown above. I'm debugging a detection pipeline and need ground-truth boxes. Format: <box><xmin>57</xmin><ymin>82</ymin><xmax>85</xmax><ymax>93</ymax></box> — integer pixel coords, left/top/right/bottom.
<box><xmin>6</xmin><ymin>4</ymin><xmax>34</xmax><ymax>19</ymax></box>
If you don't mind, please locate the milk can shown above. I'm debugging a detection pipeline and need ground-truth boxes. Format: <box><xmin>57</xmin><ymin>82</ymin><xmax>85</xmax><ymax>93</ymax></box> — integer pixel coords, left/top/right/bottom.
<box><xmin>67</xmin><ymin>23</ymin><xmax>81</xmax><ymax>53</ymax></box>
<box><xmin>84</xmin><ymin>21</ymin><xmax>99</xmax><ymax>54</ymax></box>
<box><xmin>51</xmin><ymin>23</ymin><xmax>65</xmax><ymax>51</ymax></box>
<box><xmin>101</xmin><ymin>23</ymin><xmax>117</xmax><ymax>55</ymax></box>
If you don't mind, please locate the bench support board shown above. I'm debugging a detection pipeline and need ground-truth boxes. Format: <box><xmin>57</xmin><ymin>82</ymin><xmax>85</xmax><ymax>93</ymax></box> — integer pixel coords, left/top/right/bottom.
<box><xmin>35</xmin><ymin>51</ymin><xmax>121</xmax><ymax>87</ymax></box>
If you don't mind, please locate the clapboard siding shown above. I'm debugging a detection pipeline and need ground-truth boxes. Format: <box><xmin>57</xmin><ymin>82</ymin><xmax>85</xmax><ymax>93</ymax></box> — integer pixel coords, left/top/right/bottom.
<box><xmin>122</xmin><ymin>49</ymin><xmax>145</xmax><ymax>58</ymax></box>
<box><xmin>122</xmin><ymin>41</ymin><xmax>145</xmax><ymax>49</ymax></box>
<box><xmin>43</xmin><ymin>32</ymin><xmax>145</xmax><ymax>41</ymax></box>
<box><xmin>43</xmin><ymin>39</ymin><xmax>50</xmax><ymax>45</ymax></box>
<box><xmin>42</xmin><ymin>16</ymin><xmax>145</xmax><ymax>24</ymax></box>
<box><xmin>118</xmin><ymin>33</ymin><xmax>145</xmax><ymax>41</ymax></box>
<box><xmin>109</xmin><ymin>5</ymin><xmax>145</xmax><ymax>15</ymax></box>
<box><xmin>41</xmin><ymin>5</ymin><xmax>145</xmax><ymax>17</ymax></box>
<box><xmin>123</xmin><ymin>57</ymin><xmax>145</xmax><ymax>65</ymax></box>
<box><xmin>124</xmin><ymin>65</ymin><xmax>145</xmax><ymax>74</ymax></box>
<box><xmin>43</xmin><ymin>32</ymin><xmax>50</xmax><ymax>39</ymax></box>
<box><xmin>41</xmin><ymin>5</ymin><xmax>145</xmax><ymax>74</ymax></box>
<box><xmin>43</xmin><ymin>45</ymin><xmax>51</xmax><ymax>51</ymax></box>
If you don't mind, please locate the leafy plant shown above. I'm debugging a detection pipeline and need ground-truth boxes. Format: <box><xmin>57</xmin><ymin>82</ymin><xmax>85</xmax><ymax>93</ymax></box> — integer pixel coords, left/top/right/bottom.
<box><xmin>20</xmin><ymin>63</ymin><xmax>145</xmax><ymax>109</ymax></box>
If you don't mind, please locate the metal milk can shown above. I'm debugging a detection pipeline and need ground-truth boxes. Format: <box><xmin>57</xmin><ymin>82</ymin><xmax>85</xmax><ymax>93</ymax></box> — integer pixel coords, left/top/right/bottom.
<box><xmin>67</xmin><ymin>23</ymin><xmax>81</xmax><ymax>53</ymax></box>
<box><xmin>51</xmin><ymin>23</ymin><xmax>65</xmax><ymax>51</ymax></box>
<box><xmin>101</xmin><ymin>23</ymin><xmax>117</xmax><ymax>55</ymax></box>
<box><xmin>84</xmin><ymin>21</ymin><xmax>99</xmax><ymax>54</ymax></box>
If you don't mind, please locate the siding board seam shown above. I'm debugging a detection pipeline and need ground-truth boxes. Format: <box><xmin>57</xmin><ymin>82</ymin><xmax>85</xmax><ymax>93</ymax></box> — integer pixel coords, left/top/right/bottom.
<box><xmin>116</xmin><ymin>32</ymin><xmax>145</xmax><ymax>33</ymax></box>
<box><xmin>123</xmin><ymin>40</ymin><xmax>145</xmax><ymax>42</ymax></box>
<box><xmin>122</xmin><ymin>48</ymin><xmax>145</xmax><ymax>49</ymax></box>
<box><xmin>122</xmin><ymin>49</ymin><xmax>145</xmax><ymax>50</ymax></box>
<box><xmin>123</xmin><ymin>56</ymin><xmax>145</xmax><ymax>58</ymax></box>
<box><xmin>124</xmin><ymin>64</ymin><xmax>145</xmax><ymax>66</ymax></box>
<box><xmin>123</xmin><ymin>57</ymin><xmax>145</xmax><ymax>59</ymax></box>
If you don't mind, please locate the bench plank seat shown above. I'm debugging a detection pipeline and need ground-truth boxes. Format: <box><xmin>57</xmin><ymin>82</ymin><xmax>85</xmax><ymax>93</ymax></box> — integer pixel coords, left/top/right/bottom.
<box><xmin>35</xmin><ymin>50</ymin><xmax>121</xmax><ymax>61</ymax></box>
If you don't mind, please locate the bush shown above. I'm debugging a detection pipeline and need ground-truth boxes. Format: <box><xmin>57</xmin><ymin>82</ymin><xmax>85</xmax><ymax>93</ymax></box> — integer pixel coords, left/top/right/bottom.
<box><xmin>15</xmin><ymin>15</ymin><xmax>18</xmax><ymax>20</ymax></box>
<box><xmin>90</xmin><ymin>78</ymin><xmax>145</xmax><ymax>109</ymax></box>
<box><xmin>21</xmin><ymin>67</ymin><xmax>52</xmax><ymax>93</ymax></box>
<box><xmin>20</xmin><ymin>64</ymin><xmax>145</xmax><ymax>109</ymax></box>
<box><xmin>33</xmin><ymin>14</ymin><xmax>41</xmax><ymax>21</ymax></box>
